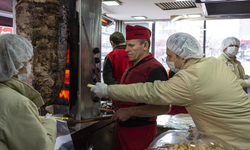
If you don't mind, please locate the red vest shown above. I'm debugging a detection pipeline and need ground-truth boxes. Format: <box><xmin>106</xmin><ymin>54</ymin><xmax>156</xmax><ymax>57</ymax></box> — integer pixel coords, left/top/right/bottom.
<box><xmin>106</xmin><ymin>45</ymin><xmax>129</xmax><ymax>83</ymax></box>
<box><xmin>113</xmin><ymin>53</ymin><xmax>168</xmax><ymax>150</ymax></box>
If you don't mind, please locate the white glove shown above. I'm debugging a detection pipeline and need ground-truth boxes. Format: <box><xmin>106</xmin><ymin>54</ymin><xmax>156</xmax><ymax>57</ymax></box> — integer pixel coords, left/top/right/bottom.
<box><xmin>245</xmin><ymin>79</ymin><xmax>250</xmax><ymax>87</ymax></box>
<box><xmin>45</xmin><ymin>113</ymin><xmax>57</xmax><ymax>123</ymax></box>
<box><xmin>90</xmin><ymin>82</ymin><xmax>108</xmax><ymax>97</ymax></box>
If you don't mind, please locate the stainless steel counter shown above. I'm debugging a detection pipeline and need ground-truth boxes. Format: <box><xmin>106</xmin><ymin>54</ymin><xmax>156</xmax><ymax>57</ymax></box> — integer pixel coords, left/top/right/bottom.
<box><xmin>70</xmin><ymin>118</ymin><xmax>115</xmax><ymax>150</ymax></box>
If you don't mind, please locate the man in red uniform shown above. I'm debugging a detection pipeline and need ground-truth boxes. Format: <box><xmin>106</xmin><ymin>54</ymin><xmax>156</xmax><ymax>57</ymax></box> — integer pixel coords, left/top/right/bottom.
<box><xmin>103</xmin><ymin>31</ymin><xmax>129</xmax><ymax>105</ymax></box>
<box><xmin>111</xmin><ymin>25</ymin><xmax>170</xmax><ymax>150</ymax></box>
<box><xmin>103</xmin><ymin>31</ymin><xmax>128</xmax><ymax>85</ymax></box>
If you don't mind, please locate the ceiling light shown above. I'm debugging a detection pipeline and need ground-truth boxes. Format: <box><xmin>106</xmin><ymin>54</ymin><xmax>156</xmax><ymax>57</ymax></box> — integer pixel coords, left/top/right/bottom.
<box><xmin>102</xmin><ymin>0</ymin><xmax>121</xmax><ymax>6</ymax></box>
<box><xmin>132</xmin><ymin>16</ymin><xmax>147</xmax><ymax>20</ymax></box>
<box><xmin>187</xmin><ymin>14</ymin><xmax>202</xmax><ymax>18</ymax></box>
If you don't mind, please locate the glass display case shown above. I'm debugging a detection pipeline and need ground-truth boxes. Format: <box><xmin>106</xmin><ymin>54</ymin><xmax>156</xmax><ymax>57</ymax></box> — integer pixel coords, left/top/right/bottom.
<box><xmin>147</xmin><ymin>130</ymin><xmax>233</xmax><ymax>150</ymax></box>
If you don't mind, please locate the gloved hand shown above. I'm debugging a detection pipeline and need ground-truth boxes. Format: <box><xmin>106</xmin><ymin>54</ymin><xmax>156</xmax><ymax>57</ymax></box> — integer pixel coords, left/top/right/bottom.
<box><xmin>45</xmin><ymin>113</ymin><xmax>57</xmax><ymax>123</ymax></box>
<box><xmin>245</xmin><ymin>79</ymin><xmax>250</xmax><ymax>87</ymax></box>
<box><xmin>90</xmin><ymin>82</ymin><xmax>108</xmax><ymax>97</ymax></box>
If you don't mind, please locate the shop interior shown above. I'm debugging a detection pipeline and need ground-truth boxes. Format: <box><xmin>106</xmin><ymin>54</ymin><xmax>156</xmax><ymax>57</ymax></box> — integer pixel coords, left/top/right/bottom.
<box><xmin>1</xmin><ymin>0</ymin><xmax>250</xmax><ymax>149</ymax></box>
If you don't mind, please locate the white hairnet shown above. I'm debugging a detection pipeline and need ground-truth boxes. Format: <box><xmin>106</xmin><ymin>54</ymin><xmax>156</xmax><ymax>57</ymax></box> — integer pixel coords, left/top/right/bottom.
<box><xmin>220</xmin><ymin>37</ymin><xmax>240</xmax><ymax>52</ymax></box>
<box><xmin>0</xmin><ymin>34</ymin><xmax>33</xmax><ymax>82</ymax></box>
<box><xmin>167</xmin><ymin>32</ymin><xmax>204</xmax><ymax>59</ymax></box>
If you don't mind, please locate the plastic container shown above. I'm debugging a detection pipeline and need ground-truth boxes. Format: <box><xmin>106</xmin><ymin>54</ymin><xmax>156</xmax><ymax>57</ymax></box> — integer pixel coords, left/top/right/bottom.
<box><xmin>147</xmin><ymin>130</ymin><xmax>233</xmax><ymax>150</ymax></box>
<box><xmin>163</xmin><ymin>114</ymin><xmax>195</xmax><ymax>129</ymax></box>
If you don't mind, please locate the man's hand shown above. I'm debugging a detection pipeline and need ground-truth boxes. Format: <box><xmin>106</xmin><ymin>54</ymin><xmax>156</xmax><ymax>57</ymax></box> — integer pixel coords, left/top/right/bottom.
<box><xmin>90</xmin><ymin>82</ymin><xmax>108</xmax><ymax>97</ymax></box>
<box><xmin>111</xmin><ymin>107</ymin><xmax>133</xmax><ymax>122</ymax></box>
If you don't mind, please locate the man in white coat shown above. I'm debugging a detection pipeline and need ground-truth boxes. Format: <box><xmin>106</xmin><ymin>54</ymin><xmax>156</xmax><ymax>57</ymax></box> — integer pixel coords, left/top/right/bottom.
<box><xmin>91</xmin><ymin>32</ymin><xmax>250</xmax><ymax>150</ymax></box>
<box><xmin>217</xmin><ymin>37</ymin><xmax>250</xmax><ymax>89</ymax></box>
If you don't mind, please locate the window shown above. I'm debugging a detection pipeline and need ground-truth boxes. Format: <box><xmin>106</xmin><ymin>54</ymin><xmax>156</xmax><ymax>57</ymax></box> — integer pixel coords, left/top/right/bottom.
<box><xmin>205</xmin><ymin>20</ymin><xmax>240</xmax><ymax>58</ymax></box>
<box><xmin>105</xmin><ymin>19</ymin><xmax>250</xmax><ymax>76</ymax></box>
<box><xmin>101</xmin><ymin>23</ymin><xmax>116</xmax><ymax>82</ymax></box>
<box><xmin>155</xmin><ymin>21</ymin><xmax>204</xmax><ymax>69</ymax></box>
<box><xmin>205</xmin><ymin>19</ymin><xmax>250</xmax><ymax>75</ymax></box>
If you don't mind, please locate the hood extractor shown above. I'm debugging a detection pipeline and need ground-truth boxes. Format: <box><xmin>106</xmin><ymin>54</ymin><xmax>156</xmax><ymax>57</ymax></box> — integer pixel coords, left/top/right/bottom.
<box><xmin>193</xmin><ymin>0</ymin><xmax>250</xmax><ymax>18</ymax></box>
<box><xmin>155</xmin><ymin>1</ymin><xmax>196</xmax><ymax>10</ymax></box>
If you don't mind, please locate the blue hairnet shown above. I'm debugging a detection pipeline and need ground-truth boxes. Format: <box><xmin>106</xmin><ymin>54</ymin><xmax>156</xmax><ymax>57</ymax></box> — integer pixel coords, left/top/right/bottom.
<box><xmin>0</xmin><ymin>34</ymin><xmax>33</xmax><ymax>82</ymax></box>
<box><xmin>167</xmin><ymin>32</ymin><xmax>204</xmax><ymax>59</ymax></box>
<box><xmin>220</xmin><ymin>37</ymin><xmax>240</xmax><ymax>52</ymax></box>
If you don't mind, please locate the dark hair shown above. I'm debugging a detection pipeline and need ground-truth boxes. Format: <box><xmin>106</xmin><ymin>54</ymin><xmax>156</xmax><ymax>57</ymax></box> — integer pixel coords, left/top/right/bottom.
<box><xmin>139</xmin><ymin>39</ymin><xmax>151</xmax><ymax>50</ymax></box>
<box><xmin>109</xmin><ymin>31</ymin><xmax>125</xmax><ymax>45</ymax></box>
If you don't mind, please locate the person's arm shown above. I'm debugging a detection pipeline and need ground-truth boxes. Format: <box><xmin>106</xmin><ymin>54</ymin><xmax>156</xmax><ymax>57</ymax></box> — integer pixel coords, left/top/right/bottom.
<box><xmin>111</xmin><ymin>105</ymin><xmax>169</xmax><ymax>122</ymax></box>
<box><xmin>108</xmin><ymin>73</ymin><xmax>193</xmax><ymax>106</ymax></box>
<box><xmin>245</xmin><ymin>75</ymin><xmax>250</xmax><ymax>79</ymax></box>
<box><xmin>103</xmin><ymin>56</ymin><xmax>120</xmax><ymax>85</ymax></box>
<box><xmin>135</xmin><ymin>66</ymin><xmax>169</xmax><ymax>117</ymax></box>
<box><xmin>237</xmin><ymin>79</ymin><xmax>248</xmax><ymax>88</ymax></box>
<box><xmin>241</xmin><ymin>67</ymin><xmax>250</xmax><ymax>80</ymax></box>
<box><xmin>5</xmin><ymin>100</ymin><xmax>56</xmax><ymax>150</ymax></box>
<box><xmin>111</xmin><ymin>67</ymin><xmax>169</xmax><ymax>122</ymax></box>
<box><xmin>237</xmin><ymin>64</ymin><xmax>250</xmax><ymax>88</ymax></box>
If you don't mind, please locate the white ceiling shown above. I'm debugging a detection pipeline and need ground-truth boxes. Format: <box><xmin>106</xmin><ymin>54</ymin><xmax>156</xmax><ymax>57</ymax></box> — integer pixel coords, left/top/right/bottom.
<box><xmin>102</xmin><ymin>0</ymin><xmax>204</xmax><ymax>22</ymax></box>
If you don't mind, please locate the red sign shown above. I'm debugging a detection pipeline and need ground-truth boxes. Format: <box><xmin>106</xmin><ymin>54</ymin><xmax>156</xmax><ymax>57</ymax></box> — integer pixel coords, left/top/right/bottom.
<box><xmin>0</xmin><ymin>26</ymin><xmax>13</xmax><ymax>34</ymax></box>
<box><xmin>240</xmin><ymin>40</ymin><xmax>250</xmax><ymax>44</ymax></box>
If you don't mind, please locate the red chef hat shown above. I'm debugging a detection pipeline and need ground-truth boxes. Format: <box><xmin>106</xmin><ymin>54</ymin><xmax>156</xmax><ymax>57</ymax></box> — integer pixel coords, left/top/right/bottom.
<box><xmin>126</xmin><ymin>25</ymin><xmax>151</xmax><ymax>40</ymax></box>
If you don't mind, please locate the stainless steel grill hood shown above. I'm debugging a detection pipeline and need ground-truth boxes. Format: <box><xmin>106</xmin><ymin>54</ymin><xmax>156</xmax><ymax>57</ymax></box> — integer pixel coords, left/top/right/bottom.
<box><xmin>193</xmin><ymin>0</ymin><xmax>250</xmax><ymax>18</ymax></box>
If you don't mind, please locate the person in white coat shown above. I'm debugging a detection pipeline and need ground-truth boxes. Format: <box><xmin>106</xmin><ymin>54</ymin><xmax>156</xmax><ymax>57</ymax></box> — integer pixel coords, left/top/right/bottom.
<box><xmin>0</xmin><ymin>34</ymin><xmax>57</xmax><ymax>150</ymax></box>
<box><xmin>217</xmin><ymin>37</ymin><xmax>250</xmax><ymax>89</ymax></box>
<box><xmin>90</xmin><ymin>32</ymin><xmax>250</xmax><ymax>150</ymax></box>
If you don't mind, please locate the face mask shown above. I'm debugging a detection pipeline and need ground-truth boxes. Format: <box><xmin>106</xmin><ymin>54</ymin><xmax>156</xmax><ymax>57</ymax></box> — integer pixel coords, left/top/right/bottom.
<box><xmin>166</xmin><ymin>57</ymin><xmax>181</xmax><ymax>73</ymax></box>
<box><xmin>166</xmin><ymin>61</ymin><xmax>179</xmax><ymax>73</ymax></box>
<box><xmin>225</xmin><ymin>47</ymin><xmax>239</xmax><ymax>57</ymax></box>
<box><xmin>18</xmin><ymin>64</ymin><xmax>31</xmax><ymax>82</ymax></box>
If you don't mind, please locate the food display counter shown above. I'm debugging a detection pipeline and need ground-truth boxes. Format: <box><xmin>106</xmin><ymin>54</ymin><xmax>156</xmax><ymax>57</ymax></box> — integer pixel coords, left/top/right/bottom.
<box><xmin>155</xmin><ymin>114</ymin><xmax>195</xmax><ymax>139</ymax></box>
<box><xmin>148</xmin><ymin>130</ymin><xmax>233</xmax><ymax>150</ymax></box>
<box><xmin>152</xmin><ymin>114</ymin><xmax>233</xmax><ymax>150</ymax></box>
<box><xmin>68</xmin><ymin>114</ymin><xmax>193</xmax><ymax>150</ymax></box>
